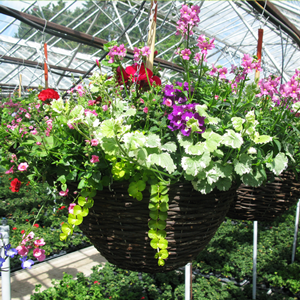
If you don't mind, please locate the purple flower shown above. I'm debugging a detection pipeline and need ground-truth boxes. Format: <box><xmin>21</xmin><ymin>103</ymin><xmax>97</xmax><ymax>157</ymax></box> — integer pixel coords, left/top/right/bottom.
<box><xmin>5</xmin><ymin>244</ymin><xmax>18</xmax><ymax>258</ymax></box>
<box><xmin>0</xmin><ymin>257</ymin><xmax>5</xmax><ymax>268</ymax></box>
<box><xmin>20</xmin><ymin>256</ymin><xmax>34</xmax><ymax>269</ymax></box>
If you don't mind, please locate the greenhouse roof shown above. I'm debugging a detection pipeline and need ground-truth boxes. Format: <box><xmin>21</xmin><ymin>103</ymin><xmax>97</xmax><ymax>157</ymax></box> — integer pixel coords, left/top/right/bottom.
<box><xmin>0</xmin><ymin>0</ymin><xmax>299</xmax><ymax>96</ymax></box>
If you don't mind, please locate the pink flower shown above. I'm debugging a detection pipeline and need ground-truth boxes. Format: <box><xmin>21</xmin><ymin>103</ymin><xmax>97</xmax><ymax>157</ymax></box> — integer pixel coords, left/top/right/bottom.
<box><xmin>30</xmin><ymin>128</ymin><xmax>38</xmax><ymax>135</ymax></box>
<box><xmin>143</xmin><ymin>107</ymin><xmax>149</xmax><ymax>113</ymax></box>
<box><xmin>88</xmin><ymin>100</ymin><xmax>96</xmax><ymax>106</ymax></box>
<box><xmin>141</xmin><ymin>46</ymin><xmax>151</xmax><ymax>57</ymax></box>
<box><xmin>68</xmin><ymin>203</ymin><xmax>76</xmax><ymax>214</ymax></box>
<box><xmin>18</xmin><ymin>162</ymin><xmax>29</xmax><ymax>172</ymax></box>
<box><xmin>90</xmin><ymin>155</ymin><xmax>99</xmax><ymax>163</ymax></box>
<box><xmin>215</xmin><ymin>95</ymin><xmax>219</xmax><ymax>100</ymax></box>
<box><xmin>33</xmin><ymin>248</ymin><xmax>46</xmax><ymax>262</ymax></box>
<box><xmin>16</xmin><ymin>118</ymin><xmax>22</xmax><ymax>123</ymax></box>
<box><xmin>11</xmin><ymin>154</ymin><xmax>17</xmax><ymax>160</ymax></box>
<box><xmin>102</xmin><ymin>105</ymin><xmax>108</xmax><ymax>111</ymax></box>
<box><xmin>91</xmin><ymin>139</ymin><xmax>98</xmax><ymax>146</ymax></box>
<box><xmin>36</xmin><ymin>142</ymin><xmax>41</xmax><ymax>145</ymax></box>
<box><xmin>25</xmin><ymin>113</ymin><xmax>31</xmax><ymax>119</ymax></box>
<box><xmin>140</xmin><ymin>99</ymin><xmax>145</xmax><ymax>104</ymax></box>
<box><xmin>165</xmin><ymin>99</ymin><xmax>173</xmax><ymax>107</ymax></box>
<box><xmin>59</xmin><ymin>189</ymin><xmax>69</xmax><ymax>197</ymax></box>
<box><xmin>67</xmin><ymin>123</ymin><xmax>75</xmax><ymax>129</ymax></box>
<box><xmin>181</xmin><ymin>48</ymin><xmax>191</xmax><ymax>60</ymax></box>
<box><xmin>34</xmin><ymin>238</ymin><xmax>46</xmax><ymax>247</ymax></box>
<box><xmin>5</xmin><ymin>166</ymin><xmax>14</xmax><ymax>174</ymax></box>
<box><xmin>16</xmin><ymin>245</ymin><xmax>29</xmax><ymax>257</ymax></box>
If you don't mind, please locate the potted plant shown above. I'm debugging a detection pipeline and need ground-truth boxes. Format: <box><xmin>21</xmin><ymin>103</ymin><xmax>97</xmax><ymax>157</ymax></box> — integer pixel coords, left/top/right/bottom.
<box><xmin>227</xmin><ymin>71</ymin><xmax>300</xmax><ymax>221</ymax></box>
<box><xmin>0</xmin><ymin>4</ymin><xmax>293</xmax><ymax>272</ymax></box>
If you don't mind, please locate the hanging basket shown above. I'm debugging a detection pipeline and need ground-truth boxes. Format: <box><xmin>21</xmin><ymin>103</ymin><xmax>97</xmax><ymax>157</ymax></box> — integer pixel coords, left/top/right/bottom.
<box><xmin>227</xmin><ymin>171</ymin><xmax>300</xmax><ymax>222</ymax></box>
<box><xmin>69</xmin><ymin>181</ymin><xmax>236</xmax><ymax>273</ymax></box>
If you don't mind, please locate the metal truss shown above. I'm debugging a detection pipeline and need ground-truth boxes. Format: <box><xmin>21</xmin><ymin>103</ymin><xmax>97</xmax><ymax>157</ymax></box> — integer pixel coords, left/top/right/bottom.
<box><xmin>0</xmin><ymin>0</ymin><xmax>299</xmax><ymax>94</ymax></box>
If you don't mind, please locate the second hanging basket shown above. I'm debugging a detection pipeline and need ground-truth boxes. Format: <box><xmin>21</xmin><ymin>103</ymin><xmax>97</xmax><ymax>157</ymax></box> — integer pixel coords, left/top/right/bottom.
<box><xmin>227</xmin><ymin>171</ymin><xmax>300</xmax><ymax>222</ymax></box>
<box><xmin>71</xmin><ymin>181</ymin><xmax>236</xmax><ymax>273</ymax></box>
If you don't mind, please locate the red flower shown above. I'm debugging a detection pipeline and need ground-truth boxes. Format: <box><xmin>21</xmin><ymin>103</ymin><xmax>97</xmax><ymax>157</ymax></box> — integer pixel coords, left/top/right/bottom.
<box><xmin>124</xmin><ymin>63</ymin><xmax>161</xmax><ymax>89</ymax></box>
<box><xmin>38</xmin><ymin>89</ymin><xmax>60</xmax><ymax>102</ymax></box>
<box><xmin>26</xmin><ymin>219</ymin><xmax>29</xmax><ymax>222</ymax></box>
<box><xmin>21</xmin><ymin>230</ymin><xmax>25</xmax><ymax>234</ymax></box>
<box><xmin>9</xmin><ymin>178</ymin><xmax>21</xmax><ymax>192</ymax></box>
<box><xmin>141</xmin><ymin>297</ymin><xmax>145</xmax><ymax>300</ymax></box>
<box><xmin>60</xmin><ymin>206</ymin><xmax>66</xmax><ymax>210</ymax></box>
<box><xmin>93</xmin><ymin>281</ymin><xmax>100</xmax><ymax>284</ymax></box>
<box><xmin>33</xmin><ymin>224</ymin><xmax>39</xmax><ymax>228</ymax></box>
<box><xmin>12</xmin><ymin>227</ymin><xmax>17</xmax><ymax>230</ymax></box>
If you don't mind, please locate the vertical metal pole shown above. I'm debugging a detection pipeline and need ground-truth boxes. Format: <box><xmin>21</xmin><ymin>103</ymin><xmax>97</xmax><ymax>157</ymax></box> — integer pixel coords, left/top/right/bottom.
<box><xmin>253</xmin><ymin>221</ymin><xmax>258</xmax><ymax>300</ymax></box>
<box><xmin>185</xmin><ymin>262</ymin><xmax>191</xmax><ymax>300</ymax></box>
<box><xmin>18</xmin><ymin>74</ymin><xmax>22</xmax><ymax>98</ymax></box>
<box><xmin>292</xmin><ymin>200</ymin><xmax>300</xmax><ymax>263</ymax></box>
<box><xmin>0</xmin><ymin>225</ymin><xmax>11</xmax><ymax>300</ymax></box>
<box><xmin>146</xmin><ymin>0</ymin><xmax>157</xmax><ymax>71</ymax></box>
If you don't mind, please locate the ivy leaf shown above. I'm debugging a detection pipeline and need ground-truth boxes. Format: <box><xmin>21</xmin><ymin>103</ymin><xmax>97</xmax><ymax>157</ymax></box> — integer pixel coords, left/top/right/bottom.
<box><xmin>195</xmin><ymin>104</ymin><xmax>209</xmax><ymax>117</ymax></box>
<box><xmin>150</xmin><ymin>238</ymin><xmax>159</xmax><ymax>249</ymax></box>
<box><xmin>159</xmin><ymin>202</ymin><xmax>169</xmax><ymax>212</ymax></box>
<box><xmin>69</xmin><ymin>105</ymin><xmax>84</xmax><ymax>121</ymax></box>
<box><xmin>150</xmin><ymin>211</ymin><xmax>159</xmax><ymax>220</ymax></box>
<box><xmin>157</xmin><ymin>238</ymin><xmax>168</xmax><ymax>250</ymax></box>
<box><xmin>73</xmin><ymin>205</ymin><xmax>82</xmax><ymax>216</ymax></box>
<box><xmin>159</xmin><ymin>211</ymin><xmax>168</xmax><ymax>220</ymax></box>
<box><xmin>157</xmin><ymin>230</ymin><xmax>167</xmax><ymax>239</ymax></box>
<box><xmin>136</xmin><ymin>180</ymin><xmax>146</xmax><ymax>191</ymax></box>
<box><xmin>101</xmin><ymin>138</ymin><xmax>120</xmax><ymax>156</ymax></box>
<box><xmin>149</xmin><ymin>202</ymin><xmax>159</xmax><ymax>211</ymax></box>
<box><xmin>222</xmin><ymin>129</ymin><xmax>243</xmax><ymax>148</ymax></box>
<box><xmin>234</xmin><ymin>153</ymin><xmax>252</xmax><ymax>175</ymax></box>
<box><xmin>148</xmin><ymin>153</ymin><xmax>176</xmax><ymax>174</ymax></box>
<box><xmin>266</xmin><ymin>152</ymin><xmax>288</xmax><ymax>175</ymax></box>
<box><xmin>51</xmin><ymin>98</ymin><xmax>64</xmax><ymax>113</ymax></box>
<box><xmin>158</xmin><ymin>249</ymin><xmax>169</xmax><ymax>259</ymax></box>
<box><xmin>61</xmin><ymin>223</ymin><xmax>72</xmax><ymax>235</ymax></box>
<box><xmin>242</xmin><ymin>167</ymin><xmax>265</xmax><ymax>187</ymax></box>
<box><xmin>78</xmin><ymin>196</ymin><xmax>87</xmax><ymax>206</ymax></box>
<box><xmin>158</xmin><ymin>259</ymin><xmax>165</xmax><ymax>266</ymax></box>
<box><xmin>148</xmin><ymin>229</ymin><xmax>158</xmax><ymax>239</ymax></box>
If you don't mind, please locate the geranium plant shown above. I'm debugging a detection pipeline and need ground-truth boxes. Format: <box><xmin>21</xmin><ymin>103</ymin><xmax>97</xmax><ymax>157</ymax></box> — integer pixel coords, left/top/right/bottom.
<box><xmin>0</xmin><ymin>3</ymin><xmax>299</xmax><ymax>267</ymax></box>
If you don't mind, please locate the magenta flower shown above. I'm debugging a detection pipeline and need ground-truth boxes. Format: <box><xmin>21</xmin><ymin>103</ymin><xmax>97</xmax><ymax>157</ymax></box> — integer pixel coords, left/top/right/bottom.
<box><xmin>59</xmin><ymin>189</ymin><xmax>69</xmax><ymax>197</ymax></box>
<box><xmin>141</xmin><ymin>46</ymin><xmax>151</xmax><ymax>57</ymax></box>
<box><xmin>90</xmin><ymin>155</ymin><xmax>99</xmax><ymax>163</ymax></box>
<box><xmin>33</xmin><ymin>248</ymin><xmax>46</xmax><ymax>262</ymax></box>
<box><xmin>165</xmin><ymin>99</ymin><xmax>173</xmax><ymax>107</ymax></box>
<box><xmin>91</xmin><ymin>139</ymin><xmax>98</xmax><ymax>146</ymax></box>
<box><xmin>5</xmin><ymin>166</ymin><xmax>14</xmax><ymax>174</ymax></box>
<box><xmin>18</xmin><ymin>162</ymin><xmax>29</xmax><ymax>172</ymax></box>
<box><xmin>16</xmin><ymin>245</ymin><xmax>29</xmax><ymax>257</ymax></box>
<box><xmin>88</xmin><ymin>100</ymin><xmax>96</xmax><ymax>106</ymax></box>
<box><xmin>68</xmin><ymin>203</ymin><xmax>76</xmax><ymax>214</ymax></box>
<box><xmin>209</xmin><ymin>64</ymin><xmax>218</xmax><ymax>76</ymax></box>
<box><xmin>36</xmin><ymin>142</ymin><xmax>41</xmax><ymax>145</ymax></box>
<box><xmin>218</xmin><ymin>67</ymin><xmax>228</xmax><ymax>79</ymax></box>
<box><xmin>181</xmin><ymin>49</ymin><xmax>191</xmax><ymax>60</ymax></box>
<box><xmin>143</xmin><ymin>107</ymin><xmax>149</xmax><ymax>113</ymax></box>
<box><xmin>34</xmin><ymin>238</ymin><xmax>46</xmax><ymax>247</ymax></box>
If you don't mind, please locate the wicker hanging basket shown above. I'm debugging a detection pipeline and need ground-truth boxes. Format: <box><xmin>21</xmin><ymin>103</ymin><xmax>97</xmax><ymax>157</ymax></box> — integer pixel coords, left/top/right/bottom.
<box><xmin>227</xmin><ymin>171</ymin><xmax>300</xmax><ymax>222</ymax></box>
<box><xmin>69</xmin><ymin>181</ymin><xmax>236</xmax><ymax>273</ymax></box>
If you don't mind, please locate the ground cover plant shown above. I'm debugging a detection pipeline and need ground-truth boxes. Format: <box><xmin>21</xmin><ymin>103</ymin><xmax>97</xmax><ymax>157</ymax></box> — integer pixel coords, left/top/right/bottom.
<box><xmin>31</xmin><ymin>205</ymin><xmax>300</xmax><ymax>300</ymax></box>
<box><xmin>0</xmin><ymin>174</ymin><xmax>90</xmax><ymax>270</ymax></box>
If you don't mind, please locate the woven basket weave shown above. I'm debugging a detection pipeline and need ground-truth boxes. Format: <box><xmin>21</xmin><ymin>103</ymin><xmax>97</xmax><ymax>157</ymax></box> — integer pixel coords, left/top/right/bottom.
<box><xmin>70</xmin><ymin>181</ymin><xmax>236</xmax><ymax>273</ymax></box>
<box><xmin>227</xmin><ymin>171</ymin><xmax>300</xmax><ymax>222</ymax></box>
